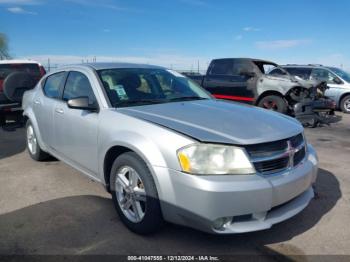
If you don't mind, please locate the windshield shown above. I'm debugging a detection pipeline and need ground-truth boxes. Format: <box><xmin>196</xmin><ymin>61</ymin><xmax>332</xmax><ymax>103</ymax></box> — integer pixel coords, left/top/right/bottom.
<box><xmin>327</xmin><ymin>67</ymin><xmax>350</xmax><ymax>83</ymax></box>
<box><xmin>97</xmin><ymin>68</ymin><xmax>211</xmax><ymax>107</ymax></box>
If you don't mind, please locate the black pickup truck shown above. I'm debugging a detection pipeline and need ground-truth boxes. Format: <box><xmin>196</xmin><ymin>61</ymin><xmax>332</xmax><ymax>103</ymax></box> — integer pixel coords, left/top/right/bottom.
<box><xmin>188</xmin><ymin>58</ymin><xmax>338</xmax><ymax>126</ymax></box>
<box><xmin>0</xmin><ymin>60</ymin><xmax>45</xmax><ymax>127</ymax></box>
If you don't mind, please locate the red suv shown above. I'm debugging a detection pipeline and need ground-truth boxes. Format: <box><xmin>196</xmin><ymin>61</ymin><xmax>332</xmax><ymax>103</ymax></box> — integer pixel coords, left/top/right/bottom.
<box><xmin>0</xmin><ymin>60</ymin><xmax>46</xmax><ymax>126</ymax></box>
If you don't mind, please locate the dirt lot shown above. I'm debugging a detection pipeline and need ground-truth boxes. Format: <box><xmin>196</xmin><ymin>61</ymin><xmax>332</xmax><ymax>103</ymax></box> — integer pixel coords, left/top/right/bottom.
<box><xmin>0</xmin><ymin>114</ymin><xmax>349</xmax><ymax>258</ymax></box>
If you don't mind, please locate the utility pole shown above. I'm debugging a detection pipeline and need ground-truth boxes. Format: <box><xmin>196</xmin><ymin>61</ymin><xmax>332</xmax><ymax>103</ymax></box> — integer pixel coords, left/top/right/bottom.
<box><xmin>197</xmin><ymin>60</ymin><xmax>200</xmax><ymax>74</ymax></box>
<box><xmin>47</xmin><ymin>58</ymin><xmax>50</xmax><ymax>72</ymax></box>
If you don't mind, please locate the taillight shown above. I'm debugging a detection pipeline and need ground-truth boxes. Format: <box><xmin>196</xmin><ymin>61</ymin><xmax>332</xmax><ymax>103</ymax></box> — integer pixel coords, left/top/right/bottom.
<box><xmin>0</xmin><ymin>79</ymin><xmax>3</xmax><ymax>93</ymax></box>
<box><xmin>39</xmin><ymin>66</ymin><xmax>46</xmax><ymax>77</ymax></box>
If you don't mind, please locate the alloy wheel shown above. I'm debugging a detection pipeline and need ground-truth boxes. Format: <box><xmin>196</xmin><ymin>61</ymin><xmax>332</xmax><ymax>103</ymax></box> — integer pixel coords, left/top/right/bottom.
<box><xmin>27</xmin><ymin>125</ymin><xmax>37</xmax><ymax>155</ymax></box>
<box><xmin>344</xmin><ymin>98</ymin><xmax>350</xmax><ymax>112</ymax></box>
<box><xmin>115</xmin><ymin>166</ymin><xmax>147</xmax><ymax>223</ymax></box>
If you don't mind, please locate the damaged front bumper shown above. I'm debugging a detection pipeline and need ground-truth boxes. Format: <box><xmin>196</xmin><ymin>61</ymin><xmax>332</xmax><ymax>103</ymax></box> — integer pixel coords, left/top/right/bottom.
<box><xmin>293</xmin><ymin>98</ymin><xmax>341</xmax><ymax>126</ymax></box>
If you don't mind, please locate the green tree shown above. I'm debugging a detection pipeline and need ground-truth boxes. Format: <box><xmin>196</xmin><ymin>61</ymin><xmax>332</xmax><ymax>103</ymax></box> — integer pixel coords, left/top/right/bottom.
<box><xmin>0</xmin><ymin>33</ymin><xmax>10</xmax><ymax>60</ymax></box>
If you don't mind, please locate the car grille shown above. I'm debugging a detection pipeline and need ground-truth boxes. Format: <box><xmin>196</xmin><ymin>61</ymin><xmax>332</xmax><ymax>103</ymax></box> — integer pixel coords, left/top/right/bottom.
<box><xmin>245</xmin><ymin>133</ymin><xmax>306</xmax><ymax>175</ymax></box>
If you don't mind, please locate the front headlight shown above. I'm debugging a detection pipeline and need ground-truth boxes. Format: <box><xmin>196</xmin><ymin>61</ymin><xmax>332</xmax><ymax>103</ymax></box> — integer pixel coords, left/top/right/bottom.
<box><xmin>177</xmin><ymin>144</ymin><xmax>255</xmax><ymax>175</ymax></box>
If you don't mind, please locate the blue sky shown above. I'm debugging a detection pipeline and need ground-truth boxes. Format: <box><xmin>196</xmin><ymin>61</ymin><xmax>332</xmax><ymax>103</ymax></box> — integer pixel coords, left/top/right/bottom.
<box><xmin>0</xmin><ymin>0</ymin><xmax>349</xmax><ymax>71</ymax></box>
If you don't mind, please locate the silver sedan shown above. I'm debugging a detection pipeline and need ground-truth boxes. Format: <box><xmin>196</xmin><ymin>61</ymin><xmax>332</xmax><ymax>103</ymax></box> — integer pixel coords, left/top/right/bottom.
<box><xmin>22</xmin><ymin>63</ymin><xmax>318</xmax><ymax>234</ymax></box>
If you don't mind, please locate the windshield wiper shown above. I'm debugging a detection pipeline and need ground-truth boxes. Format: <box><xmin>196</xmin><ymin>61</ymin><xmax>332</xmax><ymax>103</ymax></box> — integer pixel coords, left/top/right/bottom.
<box><xmin>114</xmin><ymin>99</ymin><xmax>165</xmax><ymax>107</ymax></box>
<box><xmin>167</xmin><ymin>96</ymin><xmax>208</xmax><ymax>102</ymax></box>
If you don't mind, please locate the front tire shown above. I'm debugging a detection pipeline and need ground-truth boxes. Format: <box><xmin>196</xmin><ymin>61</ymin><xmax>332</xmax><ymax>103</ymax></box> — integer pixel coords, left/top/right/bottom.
<box><xmin>340</xmin><ymin>95</ymin><xmax>350</xmax><ymax>114</ymax></box>
<box><xmin>26</xmin><ymin>120</ymin><xmax>49</xmax><ymax>161</ymax></box>
<box><xmin>257</xmin><ymin>95</ymin><xmax>288</xmax><ymax>114</ymax></box>
<box><xmin>110</xmin><ymin>152</ymin><xmax>164</xmax><ymax>234</ymax></box>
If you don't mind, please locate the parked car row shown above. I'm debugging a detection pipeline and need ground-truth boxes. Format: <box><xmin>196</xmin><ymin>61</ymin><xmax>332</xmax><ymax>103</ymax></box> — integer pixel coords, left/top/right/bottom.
<box><xmin>1</xmin><ymin>58</ymin><xmax>348</xmax><ymax>129</ymax></box>
<box><xmin>187</xmin><ymin>58</ymin><xmax>344</xmax><ymax>127</ymax></box>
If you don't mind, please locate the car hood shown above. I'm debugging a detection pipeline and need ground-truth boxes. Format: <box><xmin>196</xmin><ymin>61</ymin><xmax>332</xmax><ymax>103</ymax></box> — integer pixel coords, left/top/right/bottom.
<box><xmin>117</xmin><ymin>99</ymin><xmax>303</xmax><ymax>145</ymax></box>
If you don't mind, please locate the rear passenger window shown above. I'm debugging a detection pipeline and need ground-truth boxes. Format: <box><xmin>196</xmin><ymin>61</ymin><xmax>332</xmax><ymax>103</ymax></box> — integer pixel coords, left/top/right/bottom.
<box><xmin>43</xmin><ymin>72</ymin><xmax>65</xmax><ymax>99</ymax></box>
<box><xmin>63</xmin><ymin>71</ymin><xmax>97</xmax><ymax>105</ymax></box>
<box><xmin>232</xmin><ymin>61</ymin><xmax>252</xmax><ymax>75</ymax></box>
<box><xmin>209</xmin><ymin>60</ymin><xmax>233</xmax><ymax>75</ymax></box>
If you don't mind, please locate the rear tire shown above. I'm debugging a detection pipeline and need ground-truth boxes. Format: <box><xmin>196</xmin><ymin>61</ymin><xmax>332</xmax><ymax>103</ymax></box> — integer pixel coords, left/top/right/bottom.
<box><xmin>257</xmin><ymin>95</ymin><xmax>288</xmax><ymax>114</ymax></box>
<box><xmin>110</xmin><ymin>152</ymin><xmax>164</xmax><ymax>235</ymax></box>
<box><xmin>26</xmin><ymin>120</ymin><xmax>49</xmax><ymax>161</ymax></box>
<box><xmin>340</xmin><ymin>95</ymin><xmax>350</xmax><ymax>114</ymax></box>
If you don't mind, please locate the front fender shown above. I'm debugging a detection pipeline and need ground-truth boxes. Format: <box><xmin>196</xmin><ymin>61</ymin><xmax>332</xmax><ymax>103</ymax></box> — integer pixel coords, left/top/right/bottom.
<box><xmin>257</xmin><ymin>76</ymin><xmax>298</xmax><ymax>96</ymax></box>
<box><xmin>99</xmin><ymin>130</ymin><xmax>173</xmax><ymax>201</ymax></box>
<box><xmin>100</xmin><ymin>130</ymin><xmax>168</xmax><ymax>169</ymax></box>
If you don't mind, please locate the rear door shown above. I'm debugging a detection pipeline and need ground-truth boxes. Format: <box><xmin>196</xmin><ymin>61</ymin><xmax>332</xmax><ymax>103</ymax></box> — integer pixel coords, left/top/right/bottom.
<box><xmin>202</xmin><ymin>59</ymin><xmax>255</xmax><ymax>103</ymax></box>
<box><xmin>33</xmin><ymin>71</ymin><xmax>67</xmax><ymax>145</ymax></box>
<box><xmin>53</xmin><ymin>71</ymin><xmax>99</xmax><ymax>176</ymax></box>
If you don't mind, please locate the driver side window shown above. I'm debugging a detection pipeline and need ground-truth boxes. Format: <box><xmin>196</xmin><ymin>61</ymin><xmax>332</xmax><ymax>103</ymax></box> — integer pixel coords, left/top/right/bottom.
<box><xmin>63</xmin><ymin>71</ymin><xmax>97</xmax><ymax>105</ymax></box>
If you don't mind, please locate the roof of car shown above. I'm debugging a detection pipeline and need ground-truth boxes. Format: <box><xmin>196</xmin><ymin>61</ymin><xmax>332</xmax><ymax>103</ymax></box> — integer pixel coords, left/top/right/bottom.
<box><xmin>0</xmin><ymin>59</ymin><xmax>42</xmax><ymax>65</ymax></box>
<box><xmin>64</xmin><ymin>62</ymin><xmax>166</xmax><ymax>70</ymax></box>
<box><xmin>212</xmin><ymin>58</ymin><xmax>277</xmax><ymax>64</ymax></box>
<box><xmin>281</xmin><ymin>64</ymin><xmax>324</xmax><ymax>68</ymax></box>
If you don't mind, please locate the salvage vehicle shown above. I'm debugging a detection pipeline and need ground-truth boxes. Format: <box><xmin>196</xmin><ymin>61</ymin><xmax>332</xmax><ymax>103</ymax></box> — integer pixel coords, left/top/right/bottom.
<box><xmin>188</xmin><ymin>58</ymin><xmax>337</xmax><ymax>126</ymax></box>
<box><xmin>22</xmin><ymin>63</ymin><xmax>319</xmax><ymax>234</ymax></box>
<box><xmin>270</xmin><ymin>64</ymin><xmax>350</xmax><ymax>114</ymax></box>
<box><xmin>0</xmin><ymin>60</ymin><xmax>46</xmax><ymax>127</ymax></box>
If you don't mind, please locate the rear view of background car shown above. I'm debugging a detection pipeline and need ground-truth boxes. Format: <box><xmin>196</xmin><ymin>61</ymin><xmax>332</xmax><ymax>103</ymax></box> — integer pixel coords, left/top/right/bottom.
<box><xmin>0</xmin><ymin>60</ymin><xmax>46</xmax><ymax>126</ymax></box>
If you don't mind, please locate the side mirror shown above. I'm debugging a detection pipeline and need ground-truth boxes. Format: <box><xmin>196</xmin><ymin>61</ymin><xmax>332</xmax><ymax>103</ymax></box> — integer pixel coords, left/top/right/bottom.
<box><xmin>333</xmin><ymin>77</ymin><xmax>343</xmax><ymax>85</ymax></box>
<box><xmin>239</xmin><ymin>70</ymin><xmax>256</xmax><ymax>78</ymax></box>
<box><xmin>67</xmin><ymin>97</ymin><xmax>98</xmax><ymax>112</ymax></box>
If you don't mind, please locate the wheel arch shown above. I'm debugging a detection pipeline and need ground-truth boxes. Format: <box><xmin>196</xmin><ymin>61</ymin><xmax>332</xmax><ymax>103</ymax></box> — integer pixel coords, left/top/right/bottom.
<box><xmin>102</xmin><ymin>142</ymin><xmax>164</xmax><ymax>195</ymax></box>
<box><xmin>339</xmin><ymin>92</ymin><xmax>350</xmax><ymax>108</ymax></box>
<box><xmin>103</xmin><ymin>145</ymin><xmax>133</xmax><ymax>193</ymax></box>
<box><xmin>255</xmin><ymin>90</ymin><xmax>285</xmax><ymax>105</ymax></box>
<box><xmin>23</xmin><ymin>108</ymin><xmax>48</xmax><ymax>152</ymax></box>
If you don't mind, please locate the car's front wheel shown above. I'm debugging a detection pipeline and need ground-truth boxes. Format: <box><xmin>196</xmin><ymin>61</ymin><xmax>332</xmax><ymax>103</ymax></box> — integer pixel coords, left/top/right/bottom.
<box><xmin>26</xmin><ymin>120</ymin><xmax>49</xmax><ymax>161</ymax></box>
<box><xmin>110</xmin><ymin>152</ymin><xmax>164</xmax><ymax>234</ymax></box>
<box><xmin>340</xmin><ymin>94</ymin><xmax>350</xmax><ymax>114</ymax></box>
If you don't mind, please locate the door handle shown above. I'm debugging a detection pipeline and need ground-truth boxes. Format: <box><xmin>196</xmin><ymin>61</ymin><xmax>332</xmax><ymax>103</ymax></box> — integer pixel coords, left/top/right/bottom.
<box><xmin>34</xmin><ymin>100</ymin><xmax>41</xmax><ymax>105</ymax></box>
<box><xmin>55</xmin><ymin>108</ymin><xmax>64</xmax><ymax>114</ymax></box>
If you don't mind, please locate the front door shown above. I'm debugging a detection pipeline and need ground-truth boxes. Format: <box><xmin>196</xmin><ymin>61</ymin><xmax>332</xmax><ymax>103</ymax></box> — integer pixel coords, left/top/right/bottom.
<box><xmin>53</xmin><ymin>71</ymin><xmax>99</xmax><ymax>176</ymax></box>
